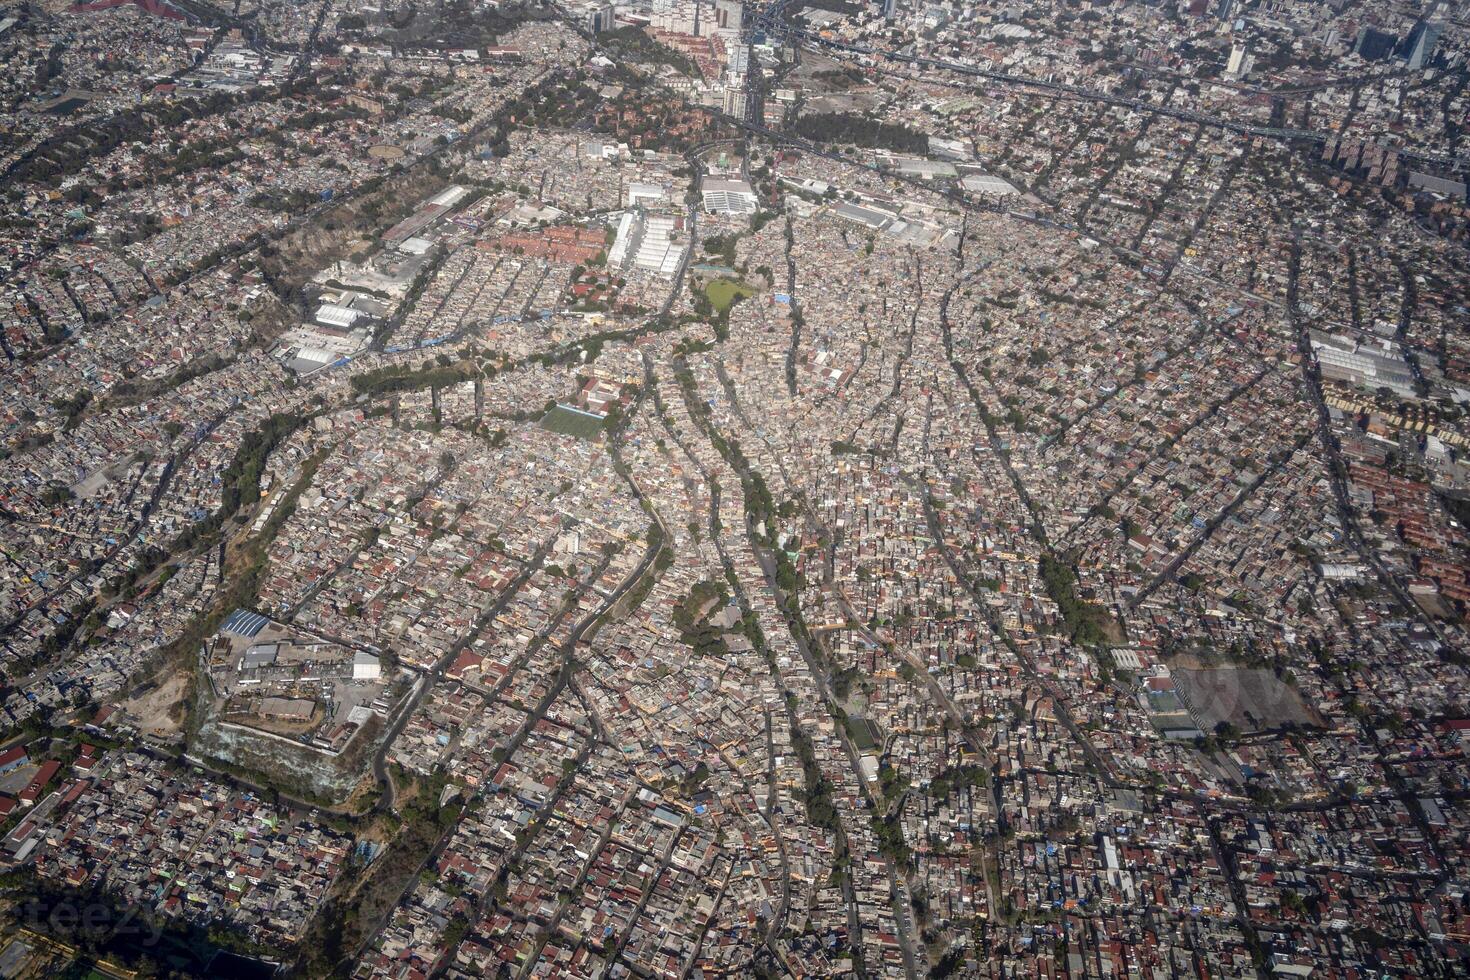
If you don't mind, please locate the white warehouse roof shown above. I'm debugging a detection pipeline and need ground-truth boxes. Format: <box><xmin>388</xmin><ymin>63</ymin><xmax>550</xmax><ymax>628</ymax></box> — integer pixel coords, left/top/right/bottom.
<box><xmin>428</xmin><ymin>184</ymin><xmax>469</xmax><ymax>208</ymax></box>
<box><xmin>316</xmin><ymin>304</ymin><xmax>362</xmax><ymax>328</ymax></box>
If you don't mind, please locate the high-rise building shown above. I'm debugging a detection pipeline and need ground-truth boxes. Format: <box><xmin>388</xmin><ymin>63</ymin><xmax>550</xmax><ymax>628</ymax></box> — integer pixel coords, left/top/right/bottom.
<box><xmin>582</xmin><ymin>2</ymin><xmax>615</xmax><ymax>33</ymax></box>
<box><xmin>727</xmin><ymin>43</ymin><xmax>750</xmax><ymax>74</ymax></box>
<box><xmin>882</xmin><ymin>0</ymin><xmax>897</xmax><ymax>21</ymax></box>
<box><xmin>723</xmin><ymin>88</ymin><xmax>748</xmax><ymax>119</ymax></box>
<box><xmin>1225</xmin><ymin>42</ymin><xmax>1249</xmax><ymax>77</ymax></box>
<box><xmin>652</xmin><ymin>0</ymin><xmax>698</xmax><ymax>34</ymax></box>
<box><xmin>714</xmin><ymin>0</ymin><xmax>742</xmax><ymax>33</ymax></box>
<box><xmin>1354</xmin><ymin>26</ymin><xmax>1397</xmax><ymax>62</ymax></box>
<box><xmin>1405</xmin><ymin>21</ymin><xmax>1442</xmax><ymax>69</ymax></box>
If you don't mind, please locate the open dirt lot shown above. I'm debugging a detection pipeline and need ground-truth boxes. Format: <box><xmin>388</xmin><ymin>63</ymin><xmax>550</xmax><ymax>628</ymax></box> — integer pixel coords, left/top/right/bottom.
<box><xmin>120</xmin><ymin>672</ymin><xmax>190</xmax><ymax>738</ymax></box>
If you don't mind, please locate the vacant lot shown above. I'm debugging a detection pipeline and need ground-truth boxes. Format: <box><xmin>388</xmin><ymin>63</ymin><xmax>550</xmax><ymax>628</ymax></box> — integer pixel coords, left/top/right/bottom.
<box><xmin>121</xmin><ymin>671</ymin><xmax>191</xmax><ymax>738</ymax></box>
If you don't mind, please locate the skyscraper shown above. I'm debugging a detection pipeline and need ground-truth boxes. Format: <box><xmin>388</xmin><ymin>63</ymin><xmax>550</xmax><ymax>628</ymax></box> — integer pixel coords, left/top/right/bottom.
<box><xmin>1405</xmin><ymin>21</ymin><xmax>1443</xmax><ymax>70</ymax></box>
<box><xmin>1354</xmin><ymin>26</ymin><xmax>1398</xmax><ymax>63</ymax></box>
<box><xmin>714</xmin><ymin>0</ymin><xmax>742</xmax><ymax>33</ymax></box>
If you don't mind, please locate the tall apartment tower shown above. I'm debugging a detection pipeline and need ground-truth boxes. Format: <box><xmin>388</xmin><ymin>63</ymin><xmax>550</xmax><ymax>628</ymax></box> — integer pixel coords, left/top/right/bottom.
<box><xmin>714</xmin><ymin>0</ymin><xmax>742</xmax><ymax>32</ymax></box>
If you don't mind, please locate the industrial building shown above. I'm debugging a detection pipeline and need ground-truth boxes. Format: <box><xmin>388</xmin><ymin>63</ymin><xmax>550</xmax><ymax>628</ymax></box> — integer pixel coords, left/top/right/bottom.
<box><xmin>608</xmin><ymin>208</ymin><xmax>689</xmax><ymax>277</ymax></box>
<box><xmin>701</xmin><ymin>177</ymin><xmax>758</xmax><ymax>214</ymax></box>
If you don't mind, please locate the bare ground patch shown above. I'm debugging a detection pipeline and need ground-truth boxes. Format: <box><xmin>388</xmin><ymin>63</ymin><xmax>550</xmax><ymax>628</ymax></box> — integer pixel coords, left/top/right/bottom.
<box><xmin>120</xmin><ymin>671</ymin><xmax>191</xmax><ymax>738</ymax></box>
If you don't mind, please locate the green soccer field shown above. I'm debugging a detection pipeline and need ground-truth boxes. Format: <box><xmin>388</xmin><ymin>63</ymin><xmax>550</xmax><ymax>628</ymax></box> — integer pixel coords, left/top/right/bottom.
<box><xmin>539</xmin><ymin>404</ymin><xmax>605</xmax><ymax>440</ymax></box>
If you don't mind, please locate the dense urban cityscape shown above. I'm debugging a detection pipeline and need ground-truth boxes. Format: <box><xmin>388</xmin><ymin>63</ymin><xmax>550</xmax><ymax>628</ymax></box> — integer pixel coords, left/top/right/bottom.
<box><xmin>0</xmin><ymin>0</ymin><xmax>1467</xmax><ymax>976</ymax></box>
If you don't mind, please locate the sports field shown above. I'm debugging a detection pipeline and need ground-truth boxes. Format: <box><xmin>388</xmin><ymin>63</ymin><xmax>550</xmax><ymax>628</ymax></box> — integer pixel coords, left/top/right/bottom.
<box><xmin>540</xmin><ymin>404</ymin><xmax>604</xmax><ymax>440</ymax></box>
<box><xmin>704</xmin><ymin>278</ymin><xmax>756</xmax><ymax>314</ymax></box>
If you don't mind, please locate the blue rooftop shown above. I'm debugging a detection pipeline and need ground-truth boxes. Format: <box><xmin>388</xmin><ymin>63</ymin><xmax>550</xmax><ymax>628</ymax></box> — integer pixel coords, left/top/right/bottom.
<box><xmin>219</xmin><ymin>609</ymin><xmax>269</xmax><ymax>638</ymax></box>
